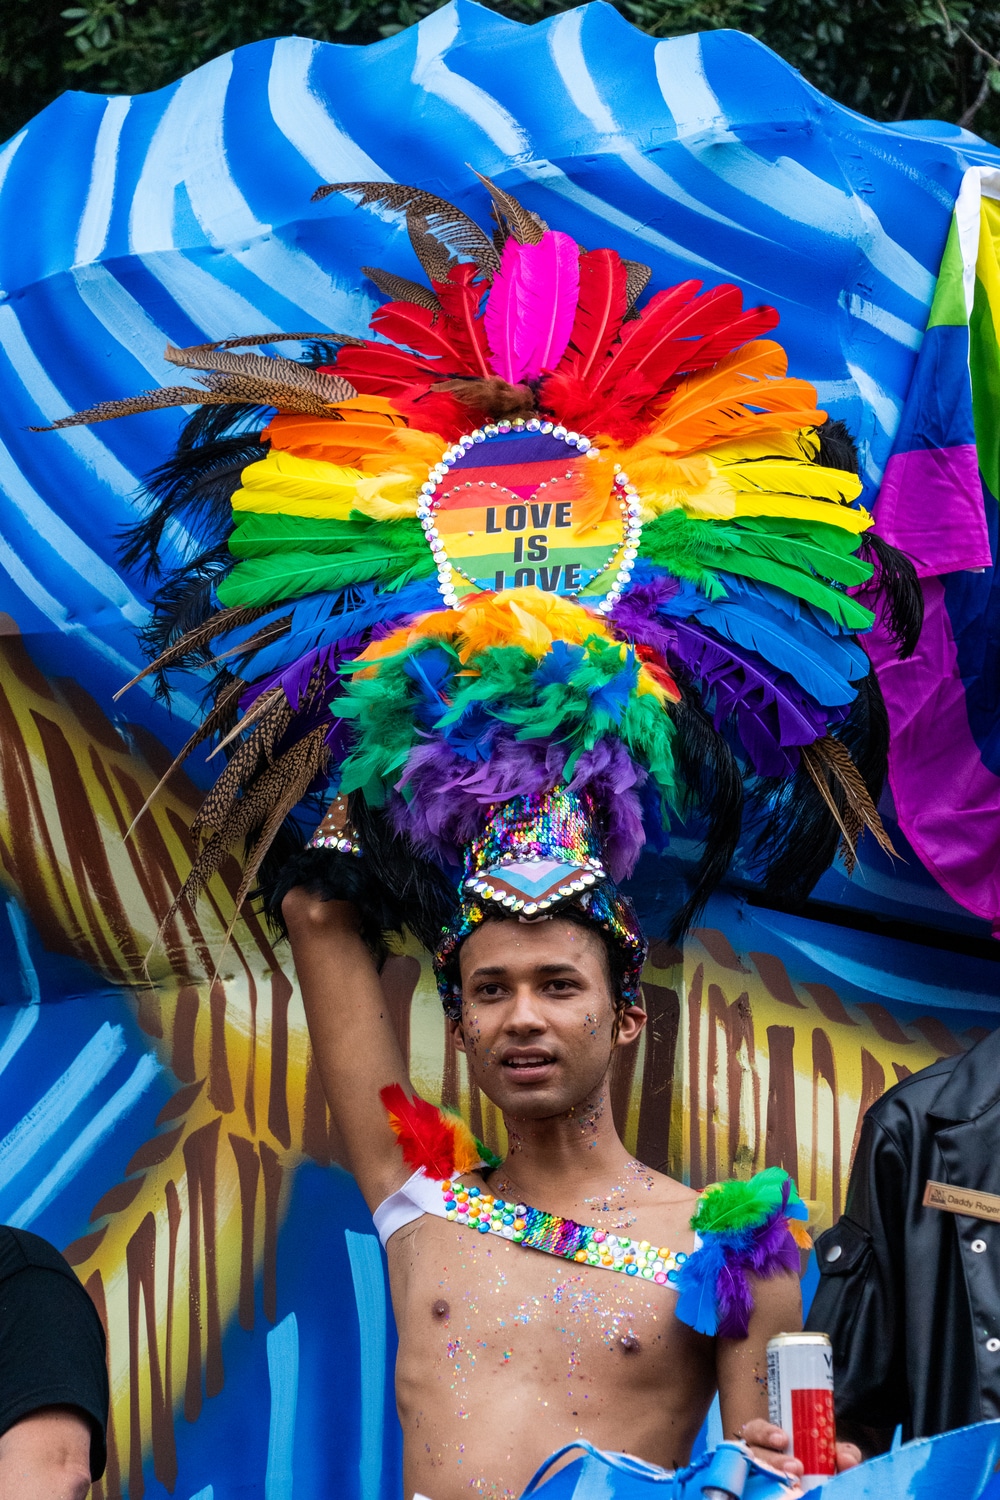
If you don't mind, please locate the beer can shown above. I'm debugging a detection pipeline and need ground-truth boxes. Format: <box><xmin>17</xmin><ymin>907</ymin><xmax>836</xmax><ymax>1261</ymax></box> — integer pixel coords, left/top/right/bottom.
<box><xmin>766</xmin><ymin>1332</ymin><xmax>836</xmax><ymax>1487</ymax></box>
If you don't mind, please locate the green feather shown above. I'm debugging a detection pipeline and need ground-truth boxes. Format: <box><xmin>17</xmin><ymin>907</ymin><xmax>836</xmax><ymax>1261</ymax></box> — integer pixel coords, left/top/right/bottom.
<box><xmin>639</xmin><ymin>511</ymin><xmax>874</xmax><ymax>629</ymax></box>
<box><xmin>217</xmin><ymin>545</ymin><xmax>434</xmax><ymax>608</ymax></box>
<box><xmin>691</xmin><ymin>1167</ymin><xmax>804</xmax><ymax>1234</ymax></box>
<box><xmin>229</xmin><ymin>510</ymin><xmax>425</xmax><ymax>557</ymax></box>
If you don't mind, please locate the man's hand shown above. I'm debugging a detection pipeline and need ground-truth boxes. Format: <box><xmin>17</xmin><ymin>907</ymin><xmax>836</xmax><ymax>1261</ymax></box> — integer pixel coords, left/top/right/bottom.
<box><xmin>739</xmin><ymin>1418</ymin><xmax>862</xmax><ymax>1482</ymax></box>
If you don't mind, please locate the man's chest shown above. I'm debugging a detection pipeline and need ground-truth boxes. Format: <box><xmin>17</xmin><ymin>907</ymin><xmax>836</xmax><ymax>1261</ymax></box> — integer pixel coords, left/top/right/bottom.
<box><xmin>392</xmin><ymin>1218</ymin><xmax>704</xmax><ymax>1391</ymax></box>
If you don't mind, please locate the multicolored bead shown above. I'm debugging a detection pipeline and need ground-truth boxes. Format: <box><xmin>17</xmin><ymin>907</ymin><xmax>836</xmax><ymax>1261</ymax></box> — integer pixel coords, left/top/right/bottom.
<box><xmin>438</xmin><ymin>1176</ymin><xmax>681</xmax><ymax>1286</ymax></box>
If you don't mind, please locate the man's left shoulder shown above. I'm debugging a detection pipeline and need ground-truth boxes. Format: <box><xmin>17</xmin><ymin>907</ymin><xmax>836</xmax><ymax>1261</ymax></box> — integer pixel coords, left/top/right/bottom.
<box><xmin>635</xmin><ymin>1164</ymin><xmax>700</xmax><ymax>1213</ymax></box>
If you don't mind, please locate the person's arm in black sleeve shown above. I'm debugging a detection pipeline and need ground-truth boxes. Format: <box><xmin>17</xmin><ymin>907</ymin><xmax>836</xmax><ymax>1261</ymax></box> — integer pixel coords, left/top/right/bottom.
<box><xmin>806</xmin><ymin>1112</ymin><xmax>908</xmax><ymax>1458</ymax></box>
<box><xmin>0</xmin><ymin>1251</ymin><xmax>109</xmax><ymax>1497</ymax></box>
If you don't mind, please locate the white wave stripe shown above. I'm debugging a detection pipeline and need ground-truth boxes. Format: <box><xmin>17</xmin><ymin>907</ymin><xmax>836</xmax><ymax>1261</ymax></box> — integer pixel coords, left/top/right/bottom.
<box><xmin>130</xmin><ymin>51</ymin><xmax>365</xmax><ymax>333</ymax></box>
<box><xmin>0</xmin><ymin>303</ymin><xmax>144</xmax><ymax>509</ymax></box>
<box><xmin>547</xmin><ymin>11</ymin><xmax>757</xmax><ymax>240</ymax></box>
<box><xmin>847</xmin><ymin>360</ymin><xmax>902</xmax><ymax>435</ymax></box>
<box><xmin>130</xmin><ymin>55</ymin><xmax>266</xmax><ymax>253</ymax></box>
<box><xmin>6</xmin><ymin>903</ymin><xmax>40</xmax><ymax>1008</ymax></box>
<box><xmin>841</xmin><ymin>291</ymin><xmax>923</xmax><ymax>350</ymax></box>
<box><xmin>8</xmin><ymin>1052</ymin><xmax>162</xmax><ymax>1228</ymax></box>
<box><xmin>265</xmin><ymin>1313</ymin><xmax>300</xmax><ymax>1500</ymax></box>
<box><xmin>412</xmin><ymin>5</ymin><xmax>531</xmax><ymax>160</ymax></box>
<box><xmin>0</xmin><ymin>1022</ymin><xmax>126</xmax><ymax>1192</ymax></box>
<box><xmin>71</xmin><ymin>262</ymin><xmax>180</xmax><ymax>382</ymax></box>
<box><xmin>521</xmin><ymin>158</ymin><xmax>729</xmax><ymax>272</ymax></box>
<box><xmin>783</xmin><ymin>931</ymin><xmax>999</xmax><ymax>1012</ymax></box>
<box><xmin>0</xmin><ymin>907</ymin><xmax>41</xmax><ymax>1083</ymax></box>
<box><xmin>0</xmin><ymin>430</ymin><xmax>146</xmax><ymax>626</ymax></box>
<box><xmin>74</xmin><ymin>96</ymin><xmax>132</xmax><ymax>267</ymax></box>
<box><xmin>268</xmin><ymin>37</ymin><xmax>388</xmax><ymax>182</ymax></box>
<box><xmin>0</xmin><ymin>524</ymin><xmax>201</xmax><ymax>719</ymax></box>
<box><xmin>0</xmin><ymin>133</ymin><xmax>29</xmax><ymax>297</ymax></box>
<box><xmin>133</xmin><ymin>249</ymin><xmax>289</xmax><ymax>342</ymax></box>
<box><xmin>654</xmin><ymin>34</ymin><xmax>936</xmax><ymax>306</ymax></box>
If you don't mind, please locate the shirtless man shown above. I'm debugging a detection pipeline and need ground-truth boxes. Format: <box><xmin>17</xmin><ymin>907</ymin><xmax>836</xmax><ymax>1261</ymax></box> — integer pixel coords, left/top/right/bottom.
<box><xmin>284</xmin><ymin>891</ymin><xmax>858</xmax><ymax>1498</ymax></box>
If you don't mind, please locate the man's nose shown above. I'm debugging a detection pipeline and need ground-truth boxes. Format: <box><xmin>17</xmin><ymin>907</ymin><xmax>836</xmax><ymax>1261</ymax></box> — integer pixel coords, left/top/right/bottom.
<box><xmin>504</xmin><ymin>984</ymin><xmax>546</xmax><ymax>1031</ymax></box>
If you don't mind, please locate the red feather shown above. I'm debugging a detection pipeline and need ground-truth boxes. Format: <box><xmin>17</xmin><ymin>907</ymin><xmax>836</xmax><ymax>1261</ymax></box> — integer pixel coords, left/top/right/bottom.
<box><xmin>593</xmin><ymin>283</ymin><xmax>745</xmax><ymax>403</ymax></box>
<box><xmin>332</xmin><ymin>344</ymin><xmax>441</xmax><ymax>399</ymax></box>
<box><xmin>369</xmin><ymin>300</ymin><xmax>473</xmax><ymax>367</ymax></box>
<box><xmin>380</xmin><ymin>1083</ymin><xmax>458</xmax><ymax>1179</ymax></box>
<box><xmin>434</xmin><ymin>264</ymin><xmax>492</xmax><ymax>378</ymax></box>
<box><xmin>390</xmin><ymin>388</ymin><xmax>480</xmax><ymax>440</ymax></box>
<box><xmin>682</xmin><ymin>306</ymin><xmax>780</xmax><ymax>375</ymax></box>
<box><xmin>558</xmin><ymin>248</ymin><xmax>629</xmax><ymax>380</ymax></box>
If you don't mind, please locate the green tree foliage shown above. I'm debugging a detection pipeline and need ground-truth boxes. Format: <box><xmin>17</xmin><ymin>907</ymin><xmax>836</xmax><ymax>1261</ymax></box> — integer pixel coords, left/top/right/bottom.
<box><xmin>2</xmin><ymin>0</ymin><xmax>999</xmax><ymax>145</ymax></box>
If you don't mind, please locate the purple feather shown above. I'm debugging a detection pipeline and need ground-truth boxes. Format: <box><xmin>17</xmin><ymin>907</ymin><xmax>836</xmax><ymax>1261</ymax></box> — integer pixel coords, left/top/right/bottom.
<box><xmin>714</xmin><ymin>1260</ymin><xmax>755</xmax><ymax>1341</ymax></box>
<box><xmin>671</xmin><ymin>621</ymin><xmax>829</xmax><ymax>777</ymax></box>
<box><xmin>609</xmin><ymin>578</ymin><xmax>680</xmax><ymax>659</ymax></box>
<box><xmin>392</xmin><ymin>734</ymin><xmax>646</xmax><ymax>877</ymax></box>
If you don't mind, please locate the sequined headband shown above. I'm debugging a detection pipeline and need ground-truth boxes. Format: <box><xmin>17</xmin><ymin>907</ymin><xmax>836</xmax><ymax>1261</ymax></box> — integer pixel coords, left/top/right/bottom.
<box><xmin>433</xmin><ymin>788</ymin><xmax>647</xmax><ymax>1015</ymax></box>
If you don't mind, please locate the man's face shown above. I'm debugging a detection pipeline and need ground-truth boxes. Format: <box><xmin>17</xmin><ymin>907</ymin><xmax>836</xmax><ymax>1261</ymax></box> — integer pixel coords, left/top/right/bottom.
<box><xmin>452</xmin><ymin>917</ymin><xmax>645</xmax><ymax>1120</ymax></box>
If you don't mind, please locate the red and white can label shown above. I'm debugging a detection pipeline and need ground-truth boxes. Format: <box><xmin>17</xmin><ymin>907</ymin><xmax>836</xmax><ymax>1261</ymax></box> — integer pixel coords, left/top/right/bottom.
<box><xmin>767</xmin><ymin>1334</ymin><xmax>836</xmax><ymax>1486</ymax></box>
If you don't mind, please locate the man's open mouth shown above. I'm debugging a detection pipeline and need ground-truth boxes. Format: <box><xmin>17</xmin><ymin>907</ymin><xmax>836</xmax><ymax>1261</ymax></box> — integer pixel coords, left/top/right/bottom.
<box><xmin>501</xmin><ymin>1052</ymin><xmax>555</xmax><ymax>1074</ymax></box>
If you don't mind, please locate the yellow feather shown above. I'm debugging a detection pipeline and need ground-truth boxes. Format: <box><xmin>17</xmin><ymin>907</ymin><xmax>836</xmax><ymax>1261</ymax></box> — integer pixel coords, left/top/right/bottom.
<box><xmin>721</xmin><ymin>458</ymin><xmax>863</xmax><ymax>505</ymax></box>
<box><xmin>731</xmin><ymin>493</ymin><xmax>872</xmax><ymax>531</ymax></box>
<box><xmin>447</xmin><ymin>1116</ymin><xmax>483</xmax><ymax>1175</ymax></box>
<box><xmin>707</xmin><ymin>429</ymin><xmax>820</xmax><ymax>464</ymax></box>
<box><xmin>352</xmin><ymin>468</ymin><xmax>423</xmax><ymax>520</ymax></box>
<box><xmin>232</xmin><ymin>451</ymin><xmax>363</xmax><ymax>518</ymax></box>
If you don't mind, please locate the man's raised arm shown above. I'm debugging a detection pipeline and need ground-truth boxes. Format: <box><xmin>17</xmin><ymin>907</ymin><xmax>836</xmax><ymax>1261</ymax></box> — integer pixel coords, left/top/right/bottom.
<box><xmin>282</xmin><ymin>888</ymin><xmax>412</xmax><ymax>1211</ymax></box>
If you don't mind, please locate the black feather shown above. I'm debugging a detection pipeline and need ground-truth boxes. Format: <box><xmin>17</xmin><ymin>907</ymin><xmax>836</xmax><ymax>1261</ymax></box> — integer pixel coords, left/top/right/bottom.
<box><xmin>750</xmin><ymin>668</ymin><xmax>889</xmax><ymax>903</ymax></box>
<box><xmin>259</xmin><ymin>794</ymin><xmax>458</xmax><ymax>963</ymax></box>
<box><xmin>666</xmin><ymin>690</ymin><xmax>745</xmax><ymax>942</ymax></box>
<box><xmin>860</xmin><ymin>531</ymin><xmax>924</xmax><ymax>659</ymax></box>
<box><xmin>815</xmin><ymin>418</ymin><xmax>861</xmax><ymax>475</ymax></box>
<box><xmin>136</xmin><ymin>542</ymin><xmax>237</xmax><ymax>690</ymax></box>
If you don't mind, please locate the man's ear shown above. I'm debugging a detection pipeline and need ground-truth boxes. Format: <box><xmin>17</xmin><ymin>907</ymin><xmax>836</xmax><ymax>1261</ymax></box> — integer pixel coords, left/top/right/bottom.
<box><xmin>612</xmin><ymin>1004</ymin><xmax>646</xmax><ymax>1049</ymax></box>
<box><xmin>449</xmin><ymin>1015</ymin><xmax>468</xmax><ymax>1055</ymax></box>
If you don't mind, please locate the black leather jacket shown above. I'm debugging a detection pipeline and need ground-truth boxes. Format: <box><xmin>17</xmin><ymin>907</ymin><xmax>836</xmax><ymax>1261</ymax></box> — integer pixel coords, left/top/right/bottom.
<box><xmin>806</xmin><ymin>1025</ymin><xmax>1000</xmax><ymax>1441</ymax></box>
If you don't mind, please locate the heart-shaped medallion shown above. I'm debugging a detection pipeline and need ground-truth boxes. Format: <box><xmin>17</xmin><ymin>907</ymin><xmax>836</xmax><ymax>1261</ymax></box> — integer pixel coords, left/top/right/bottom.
<box><xmin>416</xmin><ymin>421</ymin><xmax>642</xmax><ymax>612</ymax></box>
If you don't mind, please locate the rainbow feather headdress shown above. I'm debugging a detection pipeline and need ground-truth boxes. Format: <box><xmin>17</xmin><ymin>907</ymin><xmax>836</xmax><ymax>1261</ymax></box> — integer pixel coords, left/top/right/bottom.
<box><xmin>39</xmin><ymin>174</ymin><xmax>920</xmax><ymax>987</ymax></box>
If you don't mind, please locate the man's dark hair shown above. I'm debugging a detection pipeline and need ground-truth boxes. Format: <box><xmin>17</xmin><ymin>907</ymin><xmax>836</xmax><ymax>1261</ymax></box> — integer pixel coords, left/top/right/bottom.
<box><xmin>442</xmin><ymin>904</ymin><xmax>631</xmax><ymax>1020</ymax></box>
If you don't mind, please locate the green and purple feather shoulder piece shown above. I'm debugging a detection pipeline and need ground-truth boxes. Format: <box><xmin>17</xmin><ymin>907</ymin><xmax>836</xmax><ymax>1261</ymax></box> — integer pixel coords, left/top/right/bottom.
<box><xmin>675</xmin><ymin>1167</ymin><xmax>810</xmax><ymax>1339</ymax></box>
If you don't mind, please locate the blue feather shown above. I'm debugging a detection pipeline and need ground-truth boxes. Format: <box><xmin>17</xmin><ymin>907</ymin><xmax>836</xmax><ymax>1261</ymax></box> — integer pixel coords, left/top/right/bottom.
<box><xmin>658</xmin><ymin>579</ymin><xmax>867</xmax><ymax>707</ymax></box>
<box><xmin>215</xmin><ymin>578</ymin><xmax>441</xmax><ymax>682</ymax></box>
<box><xmin>404</xmin><ymin>646</ymin><xmax>454</xmax><ymax>729</ymax></box>
<box><xmin>584</xmin><ymin>651</ymin><xmax>638</xmax><ymax>718</ymax></box>
<box><xmin>534</xmin><ymin>640</ymin><xmax>585</xmax><ymax>685</ymax></box>
<box><xmin>440</xmin><ymin>702</ymin><xmax>498</xmax><ymax>761</ymax></box>
<box><xmin>674</xmin><ymin>1237</ymin><xmax>727</xmax><ymax>1337</ymax></box>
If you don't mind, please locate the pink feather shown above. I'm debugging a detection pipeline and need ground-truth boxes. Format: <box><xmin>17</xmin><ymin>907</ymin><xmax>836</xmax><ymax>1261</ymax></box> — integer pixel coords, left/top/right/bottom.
<box><xmin>484</xmin><ymin>231</ymin><xmax>580</xmax><ymax>383</ymax></box>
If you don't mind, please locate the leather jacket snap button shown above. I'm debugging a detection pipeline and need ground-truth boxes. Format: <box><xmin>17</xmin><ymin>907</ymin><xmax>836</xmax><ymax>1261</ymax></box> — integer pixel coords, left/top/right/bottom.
<box><xmin>972</xmin><ymin>1239</ymin><xmax>988</xmax><ymax>1253</ymax></box>
<box><xmin>825</xmin><ymin>1243</ymin><xmax>843</xmax><ymax>1263</ymax></box>
<box><xmin>986</xmin><ymin>1338</ymin><xmax>1000</xmax><ymax>1352</ymax></box>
